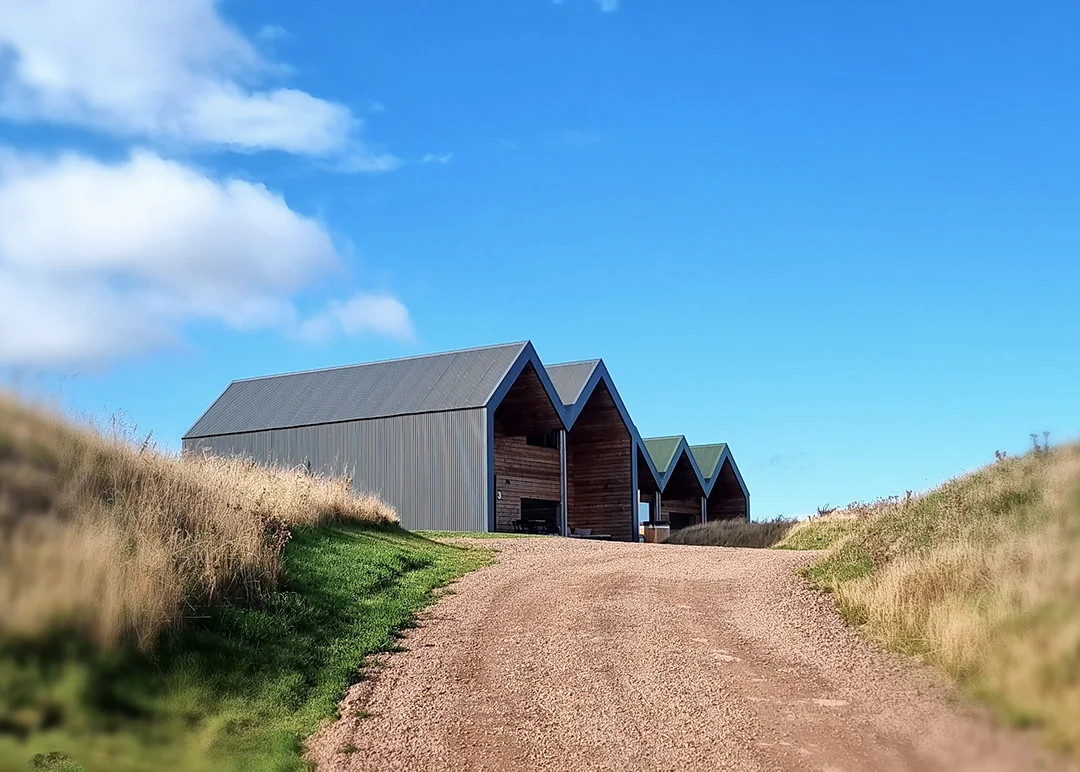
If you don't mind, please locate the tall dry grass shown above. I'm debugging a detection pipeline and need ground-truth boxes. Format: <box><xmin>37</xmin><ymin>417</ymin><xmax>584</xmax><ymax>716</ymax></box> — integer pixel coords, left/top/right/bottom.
<box><xmin>805</xmin><ymin>443</ymin><xmax>1080</xmax><ymax>753</ymax></box>
<box><xmin>663</xmin><ymin>517</ymin><xmax>798</xmax><ymax>548</ymax></box>
<box><xmin>0</xmin><ymin>394</ymin><xmax>396</xmax><ymax>652</ymax></box>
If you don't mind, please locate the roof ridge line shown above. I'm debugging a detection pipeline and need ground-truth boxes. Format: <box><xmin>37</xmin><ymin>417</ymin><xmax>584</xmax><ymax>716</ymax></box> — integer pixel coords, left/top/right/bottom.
<box><xmin>547</xmin><ymin>358</ymin><xmax>602</xmax><ymax>367</ymax></box>
<box><xmin>231</xmin><ymin>341</ymin><xmax>530</xmax><ymax>383</ymax></box>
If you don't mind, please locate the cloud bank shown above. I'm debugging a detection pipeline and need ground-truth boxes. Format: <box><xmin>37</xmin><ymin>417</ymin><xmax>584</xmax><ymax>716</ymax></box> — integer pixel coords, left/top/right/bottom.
<box><xmin>0</xmin><ymin>0</ymin><xmax>394</xmax><ymax>165</ymax></box>
<box><xmin>0</xmin><ymin>1</ymin><xmax>414</xmax><ymax>366</ymax></box>
<box><xmin>0</xmin><ymin>150</ymin><xmax>413</xmax><ymax>365</ymax></box>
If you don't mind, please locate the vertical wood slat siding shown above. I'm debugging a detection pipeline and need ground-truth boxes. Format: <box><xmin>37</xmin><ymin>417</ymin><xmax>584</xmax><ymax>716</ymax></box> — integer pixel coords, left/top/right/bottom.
<box><xmin>660</xmin><ymin>496</ymin><xmax>704</xmax><ymax>528</ymax></box>
<box><xmin>706</xmin><ymin>460</ymin><xmax>749</xmax><ymax>521</ymax></box>
<box><xmin>492</xmin><ymin>422</ymin><xmax>561</xmax><ymax>532</ymax></box>
<box><xmin>708</xmin><ymin>494</ymin><xmax>748</xmax><ymax>521</ymax></box>
<box><xmin>181</xmin><ymin>409</ymin><xmax>488</xmax><ymax>532</ymax></box>
<box><xmin>566</xmin><ymin>384</ymin><xmax>634</xmax><ymax>542</ymax></box>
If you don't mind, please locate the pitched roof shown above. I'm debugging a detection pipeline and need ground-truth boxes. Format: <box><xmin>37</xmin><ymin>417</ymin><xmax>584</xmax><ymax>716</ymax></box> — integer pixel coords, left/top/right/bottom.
<box><xmin>546</xmin><ymin>360</ymin><xmax>601</xmax><ymax>407</ymax></box>
<box><xmin>690</xmin><ymin>443</ymin><xmax>728</xmax><ymax>479</ymax></box>
<box><xmin>548</xmin><ymin>360</ymin><xmax>665</xmax><ymax>490</ymax></box>
<box><xmin>184</xmin><ymin>342</ymin><xmax>529</xmax><ymax>439</ymax></box>
<box><xmin>643</xmin><ymin>436</ymin><xmax>685</xmax><ymax>475</ymax></box>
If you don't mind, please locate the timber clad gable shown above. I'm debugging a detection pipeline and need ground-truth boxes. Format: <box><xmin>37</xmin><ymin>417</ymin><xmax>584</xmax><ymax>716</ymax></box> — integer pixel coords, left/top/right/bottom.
<box><xmin>566</xmin><ymin>382</ymin><xmax>634</xmax><ymax>541</ymax></box>
<box><xmin>493</xmin><ymin>424</ymin><xmax>561</xmax><ymax>532</ymax></box>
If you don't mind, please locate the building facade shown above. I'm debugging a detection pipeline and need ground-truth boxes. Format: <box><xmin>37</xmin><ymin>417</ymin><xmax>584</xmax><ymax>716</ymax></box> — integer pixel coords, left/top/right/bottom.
<box><xmin>183</xmin><ymin>342</ymin><xmax>750</xmax><ymax>539</ymax></box>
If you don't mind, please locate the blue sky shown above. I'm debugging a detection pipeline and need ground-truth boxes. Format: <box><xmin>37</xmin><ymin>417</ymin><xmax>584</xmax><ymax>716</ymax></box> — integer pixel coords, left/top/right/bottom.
<box><xmin>1</xmin><ymin>0</ymin><xmax>1078</xmax><ymax>518</ymax></box>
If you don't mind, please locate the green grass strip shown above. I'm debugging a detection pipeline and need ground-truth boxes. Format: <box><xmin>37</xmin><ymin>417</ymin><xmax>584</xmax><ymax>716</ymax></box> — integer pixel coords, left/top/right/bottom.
<box><xmin>0</xmin><ymin>525</ymin><xmax>490</xmax><ymax>772</ymax></box>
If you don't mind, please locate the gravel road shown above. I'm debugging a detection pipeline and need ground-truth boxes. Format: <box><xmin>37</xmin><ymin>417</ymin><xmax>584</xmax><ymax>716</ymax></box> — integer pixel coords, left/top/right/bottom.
<box><xmin>308</xmin><ymin>538</ymin><xmax>1069</xmax><ymax>772</ymax></box>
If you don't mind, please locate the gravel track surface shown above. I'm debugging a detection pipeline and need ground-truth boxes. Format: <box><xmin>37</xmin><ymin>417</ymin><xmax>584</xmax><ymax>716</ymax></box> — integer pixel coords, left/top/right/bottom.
<box><xmin>308</xmin><ymin>539</ymin><xmax>1069</xmax><ymax>772</ymax></box>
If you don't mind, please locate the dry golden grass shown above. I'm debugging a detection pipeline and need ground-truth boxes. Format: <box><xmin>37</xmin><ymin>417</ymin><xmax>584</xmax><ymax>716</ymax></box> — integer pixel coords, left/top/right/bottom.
<box><xmin>804</xmin><ymin>443</ymin><xmax>1080</xmax><ymax>753</ymax></box>
<box><xmin>663</xmin><ymin>517</ymin><xmax>798</xmax><ymax>548</ymax></box>
<box><xmin>0</xmin><ymin>393</ymin><xmax>396</xmax><ymax>651</ymax></box>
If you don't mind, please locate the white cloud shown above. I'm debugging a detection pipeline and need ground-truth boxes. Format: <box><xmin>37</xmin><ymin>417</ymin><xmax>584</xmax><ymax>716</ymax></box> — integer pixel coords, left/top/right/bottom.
<box><xmin>299</xmin><ymin>293</ymin><xmax>414</xmax><ymax>343</ymax></box>
<box><xmin>0</xmin><ymin>149</ymin><xmax>412</xmax><ymax>365</ymax></box>
<box><xmin>337</xmin><ymin>151</ymin><xmax>404</xmax><ymax>174</ymax></box>
<box><xmin>0</xmin><ymin>276</ymin><xmax>177</xmax><ymax>364</ymax></box>
<box><xmin>0</xmin><ymin>0</ymin><xmax>394</xmax><ymax>162</ymax></box>
<box><xmin>420</xmin><ymin>153</ymin><xmax>453</xmax><ymax>165</ymax></box>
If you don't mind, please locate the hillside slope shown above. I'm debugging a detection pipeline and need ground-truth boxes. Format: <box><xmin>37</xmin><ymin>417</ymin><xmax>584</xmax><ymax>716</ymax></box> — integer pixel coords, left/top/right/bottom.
<box><xmin>0</xmin><ymin>396</ymin><xmax>488</xmax><ymax>770</ymax></box>
<box><xmin>796</xmin><ymin>442</ymin><xmax>1080</xmax><ymax>755</ymax></box>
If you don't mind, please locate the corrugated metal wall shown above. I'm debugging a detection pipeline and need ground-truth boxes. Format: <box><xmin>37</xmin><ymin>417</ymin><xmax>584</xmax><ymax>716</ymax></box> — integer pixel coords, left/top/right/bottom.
<box><xmin>182</xmin><ymin>409</ymin><xmax>489</xmax><ymax>532</ymax></box>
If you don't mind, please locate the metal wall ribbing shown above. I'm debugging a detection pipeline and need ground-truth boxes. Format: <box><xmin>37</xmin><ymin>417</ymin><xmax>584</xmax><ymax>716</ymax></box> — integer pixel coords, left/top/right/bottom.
<box><xmin>182</xmin><ymin>409</ymin><xmax>489</xmax><ymax>532</ymax></box>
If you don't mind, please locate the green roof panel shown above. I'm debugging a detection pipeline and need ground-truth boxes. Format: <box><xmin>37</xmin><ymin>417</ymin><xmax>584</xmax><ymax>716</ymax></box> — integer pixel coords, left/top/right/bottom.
<box><xmin>643</xmin><ymin>436</ymin><xmax>685</xmax><ymax>475</ymax></box>
<box><xmin>690</xmin><ymin>443</ymin><xmax>728</xmax><ymax>479</ymax></box>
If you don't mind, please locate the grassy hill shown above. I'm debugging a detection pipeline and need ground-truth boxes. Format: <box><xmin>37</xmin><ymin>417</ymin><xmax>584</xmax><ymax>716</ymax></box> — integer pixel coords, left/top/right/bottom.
<box><xmin>797</xmin><ymin>441</ymin><xmax>1080</xmax><ymax>755</ymax></box>
<box><xmin>0</xmin><ymin>396</ymin><xmax>489</xmax><ymax>771</ymax></box>
<box><xmin>673</xmin><ymin>441</ymin><xmax>1080</xmax><ymax>756</ymax></box>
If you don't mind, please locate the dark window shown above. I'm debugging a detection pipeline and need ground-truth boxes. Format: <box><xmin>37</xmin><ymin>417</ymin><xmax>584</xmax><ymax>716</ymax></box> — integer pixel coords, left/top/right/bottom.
<box><xmin>519</xmin><ymin>498</ymin><xmax>560</xmax><ymax>534</ymax></box>
<box><xmin>525</xmin><ymin>429</ymin><xmax>559</xmax><ymax>449</ymax></box>
<box><xmin>669</xmin><ymin>512</ymin><xmax>695</xmax><ymax>531</ymax></box>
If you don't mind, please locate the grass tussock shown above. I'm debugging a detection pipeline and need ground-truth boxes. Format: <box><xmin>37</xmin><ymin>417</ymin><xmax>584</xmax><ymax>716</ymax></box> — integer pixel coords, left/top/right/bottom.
<box><xmin>663</xmin><ymin>517</ymin><xmax>798</xmax><ymax>548</ymax></box>
<box><xmin>0</xmin><ymin>394</ymin><xmax>397</xmax><ymax>652</ymax></box>
<box><xmin>802</xmin><ymin>443</ymin><xmax>1080</xmax><ymax>755</ymax></box>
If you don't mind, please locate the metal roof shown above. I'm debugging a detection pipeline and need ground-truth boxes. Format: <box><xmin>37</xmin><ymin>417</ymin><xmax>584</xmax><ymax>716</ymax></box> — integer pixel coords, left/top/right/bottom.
<box><xmin>184</xmin><ymin>342</ymin><xmax>530</xmax><ymax>438</ymax></box>
<box><xmin>643</xmin><ymin>436</ymin><xmax>685</xmax><ymax>475</ymax></box>
<box><xmin>690</xmin><ymin>443</ymin><xmax>728</xmax><ymax>479</ymax></box>
<box><xmin>546</xmin><ymin>360</ymin><xmax>601</xmax><ymax>407</ymax></box>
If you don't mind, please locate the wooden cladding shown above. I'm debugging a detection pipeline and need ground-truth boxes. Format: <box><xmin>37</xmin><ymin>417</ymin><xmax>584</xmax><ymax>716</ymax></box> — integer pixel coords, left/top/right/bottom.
<box><xmin>661</xmin><ymin>495</ymin><xmax>703</xmax><ymax>530</ymax></box>
<box><xmin>493</xmin><ymin>422</ymin><xmax>561</xmax><ymax>532</ymax></box>
<box><xmin>636</xmin><ymin>446</ymin><xmax>661</xmax><ymax>494</ymax></box>
<box><xmin>706</xmin><ymin>459</ymin><xmax>748</xmax><ymax>521</ymax></box>
<box><xmin>492</xmin><ymin>361</ymin><xmax>566</xmax><ymax>533</ymax></box>
<box><xmin>659</xmin><ymin>451</ymin><xmax>706</xmax><ymax>530</ymax></box>
<box><xmin>489</xmin><ymin>364</ymin><xmax>733</xmax><ymax>541</ymax></box>
<box><xmin>566</xmin><ymin>382</ymin><xmax>633</xmax><ymax>541</ymax></box>
<box><xmin>495</xmin><ymin>362</ymin><xmax>563</xmax><ymax>435</ymax></box>
<box><xmin>663</xmin><ymin>453</ymin><xmax>705</xmax><ymax>500</ymax></box>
